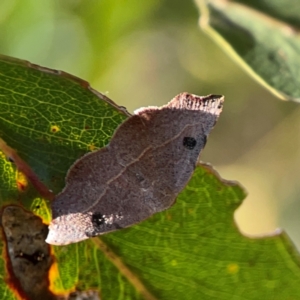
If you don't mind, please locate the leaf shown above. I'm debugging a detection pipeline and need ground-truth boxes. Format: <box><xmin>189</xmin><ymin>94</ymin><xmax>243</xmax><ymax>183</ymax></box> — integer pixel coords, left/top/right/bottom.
<box><xmin>1</xmin><ymin>55</ymin><xmax>300</xmax><ymax>299</ymax></box>
<box><xmin>196</xmin><ymin>0</ymin><xmax>300</xmax><ymax>102</ymax></box>
<box><xmin>0</xmin><ymin>54</ymin><xmax>129</xmax><ymax>299</ymax></box>
<box><xmin>0</xmin><ymin>55</ymin><xmax>129</xmax><ymax>206</ymax></box>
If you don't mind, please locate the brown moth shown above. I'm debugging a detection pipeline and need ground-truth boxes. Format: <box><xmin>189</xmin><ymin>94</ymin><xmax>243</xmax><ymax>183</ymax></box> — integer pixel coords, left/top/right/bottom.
<box><xmin>46</xmin><ymin>93</ymin><xmax>224</xmax><ymax>245</ymax></box>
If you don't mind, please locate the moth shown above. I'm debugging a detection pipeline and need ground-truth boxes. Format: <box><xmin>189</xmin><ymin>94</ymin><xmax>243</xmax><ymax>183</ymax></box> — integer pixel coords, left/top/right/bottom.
<box><xmin>46</xmin><ymin>93</ymin><xmax>224</xmax><ymax>245</ymax></box>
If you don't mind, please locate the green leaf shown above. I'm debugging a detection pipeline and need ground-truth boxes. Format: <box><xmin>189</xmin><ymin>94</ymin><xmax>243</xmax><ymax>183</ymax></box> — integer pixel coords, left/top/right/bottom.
<box><xmin>196</xmin><ymin>0</ymin><xmax>300</xmax><ymax>101</ymax></box>
<box><xmin>0</xmin><ymin>55</ymin><xmax>129</xmax><ymax>204</ymax></box>
<box><xmin>0</xmin><ymin>54</ymin><xmax>129</xmax><ymax>299</ymax></box>
<box><xmin>1</xmin><ymin>55</ymin><xmax>300</xmax><ymax>299</ymax></box>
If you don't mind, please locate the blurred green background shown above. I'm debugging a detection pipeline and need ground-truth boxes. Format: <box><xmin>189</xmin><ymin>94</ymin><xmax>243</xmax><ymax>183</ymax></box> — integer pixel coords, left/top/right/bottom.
<box><xmin>1</xmin><ymin>0</ymin><xmax>299</xmax><ymax>248</ymax></box>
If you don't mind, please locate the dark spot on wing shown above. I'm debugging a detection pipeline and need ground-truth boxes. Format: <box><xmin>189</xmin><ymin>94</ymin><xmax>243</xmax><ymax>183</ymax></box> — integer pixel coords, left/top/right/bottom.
<box><xmin>183</xmin><ymin>137</ymin><xmax>197</xmax><ymax>150</ymax></box>
<box><xmin>92</xmin><ymin>212</ymin><xmax>105</xmax><ymax>227</ymax></box>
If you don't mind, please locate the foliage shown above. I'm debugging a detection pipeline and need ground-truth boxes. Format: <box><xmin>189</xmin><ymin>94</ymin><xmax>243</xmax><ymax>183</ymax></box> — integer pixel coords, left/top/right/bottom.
<box><xmin>0</xmin><ymin>0</ymin><xmax>300</xmax><ymax>299</ymax></box>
